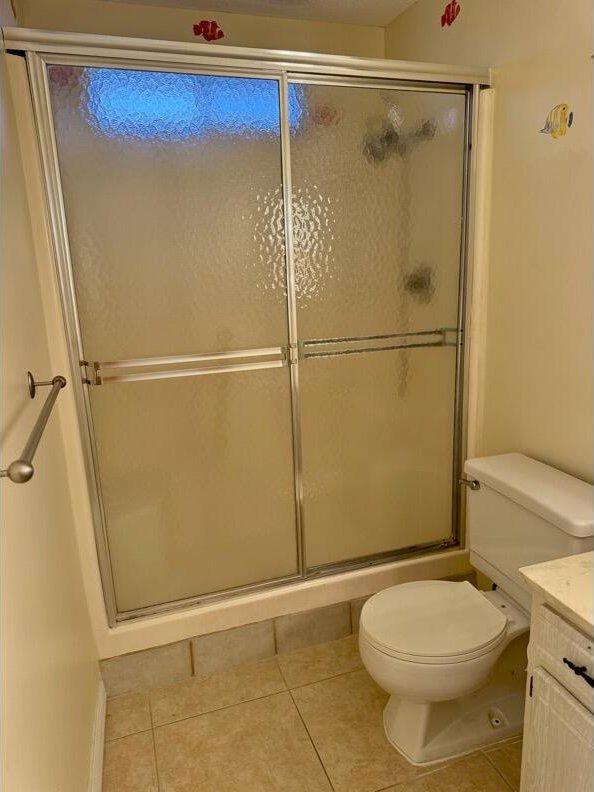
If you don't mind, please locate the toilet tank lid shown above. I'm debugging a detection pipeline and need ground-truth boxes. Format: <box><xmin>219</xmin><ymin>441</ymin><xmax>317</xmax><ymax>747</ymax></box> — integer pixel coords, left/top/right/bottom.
<box><xmin>464</xmin><ymin>454</ymin><xmax>593</xmax><ymax>538</ymax></box>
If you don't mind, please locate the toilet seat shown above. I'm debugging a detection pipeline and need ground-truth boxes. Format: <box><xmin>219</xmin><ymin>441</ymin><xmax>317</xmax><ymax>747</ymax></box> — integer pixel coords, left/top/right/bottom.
<box><xmin>360</xmin><ymin>580</ymin><xmax>508</xmax><ymax>665</ymax></box>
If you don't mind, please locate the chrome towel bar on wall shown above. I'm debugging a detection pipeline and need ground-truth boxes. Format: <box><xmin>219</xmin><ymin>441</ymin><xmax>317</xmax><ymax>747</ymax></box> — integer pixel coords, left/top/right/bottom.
<box><xmin>1</xmin><ymin>372</ymin><xmax>67</xmax><ymax>484</ymax></box>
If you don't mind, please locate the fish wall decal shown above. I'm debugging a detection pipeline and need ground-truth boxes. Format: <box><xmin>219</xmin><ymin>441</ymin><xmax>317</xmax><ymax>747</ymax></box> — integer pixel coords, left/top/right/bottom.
<box><xmin>441</xmin><ymin>0</ymin><xmax>461</xmax><ymax>27</ymax></box>
<box><xmin>540</xmin><ymin>103</ymin><xmax>574</xmax><ymax>139</ymax></box>
<box><xmin>193</xmin><ymin>20</ymin><xmax>225</xmax><ymax>42</ymax></box>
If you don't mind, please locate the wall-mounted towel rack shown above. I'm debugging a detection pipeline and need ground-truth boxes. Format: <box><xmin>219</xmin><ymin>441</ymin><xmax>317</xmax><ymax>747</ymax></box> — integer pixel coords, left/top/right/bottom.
<box><xmin>1</xmin><ymin>372</ymin><xmax>67</xmax><ymax>484</ymax></box>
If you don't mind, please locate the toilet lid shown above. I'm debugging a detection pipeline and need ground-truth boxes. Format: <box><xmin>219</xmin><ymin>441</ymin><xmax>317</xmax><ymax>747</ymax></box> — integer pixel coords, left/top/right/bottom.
<box><xmin>360</xmin><ymin>580</ymin><xmax>507</xmax><ymax>661</ymax></box>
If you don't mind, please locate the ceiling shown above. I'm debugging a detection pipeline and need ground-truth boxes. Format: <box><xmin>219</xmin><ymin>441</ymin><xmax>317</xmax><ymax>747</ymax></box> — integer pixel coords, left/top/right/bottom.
<box><xmin>108</xmin><ymin>0</ymin><xmax>419</xmax><ymax>27</ymax></box>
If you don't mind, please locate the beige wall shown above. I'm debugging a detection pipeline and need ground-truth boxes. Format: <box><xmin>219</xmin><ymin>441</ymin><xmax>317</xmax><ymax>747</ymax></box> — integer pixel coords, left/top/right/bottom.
<box><xmin>1</xmin><ymin>6</ymin><xmax>101</xmax><ymax>785</ymax></box>
<box><xmin>386</xmin><ymin>0</ymin><xmax>593</xmax><ymax>483</ymax></box>
<box><xmin>14</xmin><ymin>0</ymin><xmax>384</xmax><ymax>57</ymax></box>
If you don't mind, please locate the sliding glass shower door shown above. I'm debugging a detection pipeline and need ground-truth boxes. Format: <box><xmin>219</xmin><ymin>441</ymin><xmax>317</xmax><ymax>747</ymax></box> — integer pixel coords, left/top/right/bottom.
<box><xmin>290</xmin><ymin>83</ymin><xmax>466</xmax><ymax>569</ymax></box>
<box><xmin>46</xmin><ymin>66</ymin><xmax>300</xmax><ymax>612</ymax></box>
<box><xmin>38</xmin><ymin>57</ymin><xmax>471</xmax><ymax>620</ymax></box>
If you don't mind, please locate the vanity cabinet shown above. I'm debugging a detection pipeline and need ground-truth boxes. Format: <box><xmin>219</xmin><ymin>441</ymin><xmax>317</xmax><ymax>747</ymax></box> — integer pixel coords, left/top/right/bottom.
<box><xmin>521</xmin><ymin>602</ymin><xmax>594</xmax><ymax>792</ymax></box>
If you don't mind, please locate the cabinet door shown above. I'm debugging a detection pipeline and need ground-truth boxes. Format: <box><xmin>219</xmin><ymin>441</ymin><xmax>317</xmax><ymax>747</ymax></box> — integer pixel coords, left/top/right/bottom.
<box><xmin>521</xmin><ymin>667</ymin><xmax>594</xmax><ymax>792</ymax></box>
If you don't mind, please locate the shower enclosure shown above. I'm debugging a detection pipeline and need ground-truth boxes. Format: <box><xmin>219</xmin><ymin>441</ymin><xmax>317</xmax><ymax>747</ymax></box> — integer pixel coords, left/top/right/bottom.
<box><xmin>16</xmin><ymin>30</ymin><xmax>486</xmax><ymax>623</ymax></box>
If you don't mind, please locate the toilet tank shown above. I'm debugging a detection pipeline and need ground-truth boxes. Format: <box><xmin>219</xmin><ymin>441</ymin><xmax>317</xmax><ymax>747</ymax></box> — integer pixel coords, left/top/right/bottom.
<box><xmin>464</xmin><ymin>453</ymin><xmax>593</xmax><ymax>611</ymax></box>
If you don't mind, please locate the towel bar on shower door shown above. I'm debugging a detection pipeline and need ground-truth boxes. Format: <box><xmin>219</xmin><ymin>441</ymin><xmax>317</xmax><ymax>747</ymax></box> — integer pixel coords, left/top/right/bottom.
<box><xmin>0</xmin><ymin>372</ymin><xmax>67</xmax><ymax>484</ymax></box>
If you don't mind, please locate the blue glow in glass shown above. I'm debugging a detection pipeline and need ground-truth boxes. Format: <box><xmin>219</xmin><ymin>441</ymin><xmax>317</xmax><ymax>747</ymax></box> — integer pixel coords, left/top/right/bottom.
<box><xmin>84</xmin><ymin>69</ymin><xmax>303</xmax><ymax>140</ymax></box>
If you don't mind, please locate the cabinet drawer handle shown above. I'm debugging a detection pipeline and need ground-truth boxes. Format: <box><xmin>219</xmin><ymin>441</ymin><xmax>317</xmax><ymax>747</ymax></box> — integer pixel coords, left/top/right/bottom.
<box><xmin>562</xmin><ymin>657</ymin><xmax>594</xmax><ymax>688</ymax></box>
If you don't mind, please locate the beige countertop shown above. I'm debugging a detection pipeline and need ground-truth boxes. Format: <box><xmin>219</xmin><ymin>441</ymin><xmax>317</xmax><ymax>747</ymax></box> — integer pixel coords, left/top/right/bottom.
<box><xmin>520</xmin><ymin>551</ymin><xmax>593</xmax><ymax>636</ymax></box>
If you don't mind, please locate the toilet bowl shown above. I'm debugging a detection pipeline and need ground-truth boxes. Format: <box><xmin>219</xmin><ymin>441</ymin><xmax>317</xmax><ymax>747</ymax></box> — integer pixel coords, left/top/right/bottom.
<box><xmin>359</xmin><ymin>579</ymin><xmax>530</xmax><ymax>764</ymax></box>
<box><xmin>358</xmin><ymin>453</ymin><xmax>594</xmax><ymax>766</ymax></box>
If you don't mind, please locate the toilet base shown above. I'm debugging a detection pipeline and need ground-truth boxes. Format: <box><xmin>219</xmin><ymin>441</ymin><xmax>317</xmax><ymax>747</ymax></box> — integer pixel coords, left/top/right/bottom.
<box><xmin>383</xmin><ymin>676</ymin><xmax>525</xmax><ymax>766</ymax></box>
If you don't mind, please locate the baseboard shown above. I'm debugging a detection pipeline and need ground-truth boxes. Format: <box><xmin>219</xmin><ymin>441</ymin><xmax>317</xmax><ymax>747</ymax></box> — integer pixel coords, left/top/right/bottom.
<box><xmin>89</xmin><ymin>677</ymin><xmax>107</xmax><ymax>792</ymax></box>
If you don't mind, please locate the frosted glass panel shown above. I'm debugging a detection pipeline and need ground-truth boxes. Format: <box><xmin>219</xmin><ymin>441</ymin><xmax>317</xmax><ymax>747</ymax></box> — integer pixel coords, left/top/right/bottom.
<box><xmin>301</xmin><ymin>348</ymin><xmax>456</xmax><ymax>568</ymax></box>
<box><xmin>90</xmin><ymin>368</ymin><xmax>297</xmax><ymax>611</ymax></box>
<box><xmin>292</xmin><ymin>83</ymin><xmax>465</xmax><ymax>568</ymax></box>
<box><xmin>48</xmin><ymin>66</ymin><xmax>290</xmax><ymax>360</ymax></box>
<box><xmin>290</xmin><ymin>84</ymin><xmax>466</xmax><ymax>338</ymax></box>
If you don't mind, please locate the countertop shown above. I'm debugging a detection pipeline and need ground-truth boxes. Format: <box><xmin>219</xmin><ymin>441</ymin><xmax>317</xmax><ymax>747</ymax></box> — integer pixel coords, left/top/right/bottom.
<box><xmin>520</xmin><ymin>551</ymin><xmax>593</xmax><ymax>636</ymax></box>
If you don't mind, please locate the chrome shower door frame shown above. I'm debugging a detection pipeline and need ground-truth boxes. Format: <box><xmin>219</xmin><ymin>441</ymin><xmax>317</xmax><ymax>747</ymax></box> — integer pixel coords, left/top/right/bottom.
<box><xmin>17</xmin><ymin>31</ymin><xmax>489</xmax><ymax>625</ymax></box>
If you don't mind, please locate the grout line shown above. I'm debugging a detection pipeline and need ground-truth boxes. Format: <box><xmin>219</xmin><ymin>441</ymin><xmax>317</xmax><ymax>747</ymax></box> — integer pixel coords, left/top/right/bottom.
<box><xmin>272</xmin><ymin>618</ymin><xmax>278</xmax><ymax>654</ymax></box>
<box><xmin>152</xmin><ymin>688</ymin><xmax>290</xmax><ymax>730</ymax></box>
<box><xmin>148</xmin><ymin>698</ymin><xmax>162</xmax><ymax>792</ymax></box>
<box><xmin>482</xmin><ymin>749</ymin><xmax>517</xmax><ymax>791</ymax></box>
<box><xmin>275</xmin><ymin>655</ymin><xmax>290</xmax><ymax>689</ymax></box>
<box><xmin>285</xmin><ymin>665</ymin><xmax>364</xmax><ymax>692</ymax></box>
<box><xmin>188</xmin><ymin>640</ymin><xmax>195</xmax><ymax>676</ymax></box>
<box><xmin>147</xmin><ymin>691</ymin><xmax>155</xmax><ymax>730</ymax></box>
<box><xmin>287</xmin><ymin>687</ymin><xmax>336</xmax><ymax>792</ymax></box>
<box><xmin>150</xmin><ymin>661</ymin><xmax>361</xmax><ymax>730</ymax></box>
<box><xmin>104</xmin><ymin>727</ymin><xmax>153</xmax><ymax>743</ymax></box>
<box><xmin>150</xmin><ymin>665</ymin><xmax>362</xmax><ymax>730</ymax></box>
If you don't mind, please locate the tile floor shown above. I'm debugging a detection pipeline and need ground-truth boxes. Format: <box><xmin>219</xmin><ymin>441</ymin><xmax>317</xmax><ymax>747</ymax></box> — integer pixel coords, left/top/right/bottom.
<box><xmin>103</xmin><ymin>635</ymin><xmax>523</xmax><ymax>792</ymax></box>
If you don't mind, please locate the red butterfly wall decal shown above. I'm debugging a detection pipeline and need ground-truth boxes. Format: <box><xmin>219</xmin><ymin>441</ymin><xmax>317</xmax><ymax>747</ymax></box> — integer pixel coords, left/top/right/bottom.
<box><xmin>193</xmin><ymin>20</ymin><xmax>225</xmax><ymax>42</ymax></box>
<box><xmin>441</xmin><ymin>0</ymin><xmax>461</xmax><ymax>27</ymax></box>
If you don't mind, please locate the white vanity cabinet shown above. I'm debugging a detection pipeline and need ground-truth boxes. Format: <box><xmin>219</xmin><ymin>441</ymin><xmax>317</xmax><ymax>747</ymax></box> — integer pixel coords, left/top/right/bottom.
<box><xmin>520</xmin><ymin>599</ymin><xmax>594</xmax><ymax>792</ymax></box>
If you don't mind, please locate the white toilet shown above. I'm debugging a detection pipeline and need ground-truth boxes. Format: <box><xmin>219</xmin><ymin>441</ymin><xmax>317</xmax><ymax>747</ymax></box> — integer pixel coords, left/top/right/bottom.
<box><xmin>359</xmin><ymin>453</ymin><xmax>594</xmax><ymax>765</ymax></box>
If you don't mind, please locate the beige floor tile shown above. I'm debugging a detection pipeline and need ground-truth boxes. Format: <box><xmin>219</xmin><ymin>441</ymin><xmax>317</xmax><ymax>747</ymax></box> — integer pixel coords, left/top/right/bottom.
<box><xmin>385</xmin><ymin>753</ymin><xmax>513</xmax><ymax>791</ymax></box>
<box><xmin>103</xmin><ymin>731</ymin><xmax>158</xmax><ymax>792</ymax></box>
<box><xmin>101</xmin><ymin>641</ymin><xmax>192</xmax><ymax>696</ymax></box>
<box><xmin>105</xmin><ymin>692</ymin><xmax>152</xmax><ymax>741</ymax></box>
<box><xmin>485</xmin><ymin>738</ymin><xmax>523</xmax><ymax>791</ymax></box>
<box><xmin>350</xmin><ymin>597</ymin><xmax>369</xmax><ymax>632</ymax></box>
<box><xmin>291</xmin><ymin>669</ymin><xmax>423</xmax><ymax>792</ymax></box>
<box><xmin>154</xmin><ymin>691</ymin><xmax>332</xmax><ymax>791</ymax></box>
<box><xmin>278</xmin><ymin>634</ymin><xmax>363</xmax><ymax>688</ymax></box>
<box><xmin>275</xmin><ymin>603</ymin><xmax>351</xmax><ymax>653</ymax></box>
<box><xmin>150</xmin><ymin>657</ymin><xmax>286</xmax><ymax>726</ymax></box>
<box><xmin>191</xmin><ymin>620</ymin><xmax>275</xmax><ymax>675</ymax></box>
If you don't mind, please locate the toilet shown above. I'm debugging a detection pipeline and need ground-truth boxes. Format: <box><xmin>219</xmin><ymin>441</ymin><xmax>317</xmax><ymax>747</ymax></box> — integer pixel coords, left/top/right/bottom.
<box><xmin>359</xmin><ymin>453</ymin><xmax>594</xmax><ymax>765</ymax></box>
